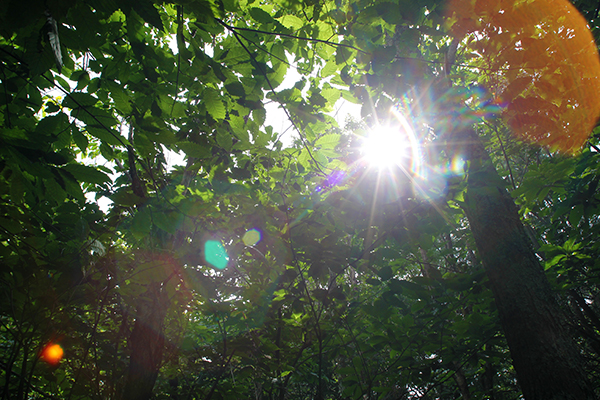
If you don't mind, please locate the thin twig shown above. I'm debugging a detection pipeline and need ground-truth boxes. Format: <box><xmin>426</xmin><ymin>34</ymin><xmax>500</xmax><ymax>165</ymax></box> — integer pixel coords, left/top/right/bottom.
<box><xmin>215</xmin><ymin>20</ymin><xmax>369</xmax><ymax>55</ymax></box>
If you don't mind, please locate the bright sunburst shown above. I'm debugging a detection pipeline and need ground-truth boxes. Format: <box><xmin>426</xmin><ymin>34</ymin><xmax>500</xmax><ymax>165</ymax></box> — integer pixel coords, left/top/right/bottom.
<box><xmin>361</xmin><ymin>109</ymin><xmax>420</xmax><ymax>173</ymax></box>
<box><xmin>362</xmin><ymin>125</ymin><xmax>409</xmax><ymax>168</ymax></box>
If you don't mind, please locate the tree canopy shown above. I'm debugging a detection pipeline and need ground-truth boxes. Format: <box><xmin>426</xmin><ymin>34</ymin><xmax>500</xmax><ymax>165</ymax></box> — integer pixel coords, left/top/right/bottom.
<box><xmin>2</xmin><ymin>0</ymin><xmax>600</xmax><ymax>399</ymax></box>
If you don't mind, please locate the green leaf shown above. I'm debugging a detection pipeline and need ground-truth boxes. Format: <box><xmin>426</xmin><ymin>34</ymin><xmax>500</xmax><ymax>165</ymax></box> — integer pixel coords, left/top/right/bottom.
<box><xmin>388</xmin><ymin>279</ymin><xmax>424</xmax><ymax>298</ymax></box>
<box><xmin>61</xmin><ymin>173</ymin><xmax>84</xmax><ymax>201</ymax></box>
<box><xmin>62</xmin><ymin>164</ymin><xmax>112</xmax><ymax>185</ymax></box>
<box><xmin>249</xmin><ymin>7</ymin><xmax>275</xmax><ymax>25</ymax></box>
<box><xmin>76</xmin><ymin>74</ymin><xmax>90</xmax><ymax>91</ymax></box>
<box><xmin>315</xmin><ymin>134</ymin><xmax>340</xmax><ymax>149</ymax></box>
<box><xmin>216</xmin><ymin>129</ymin><xmax>233</xmax><ymax>151</ymax></box>
<box><xmin>77</xmin><ymin>106</ymin><xmax>120</xmax><ymax>128</ymax></box>
<box><xmin>45</xmin><ymin>102</ymin><xmax>61</xmax><ymax>113</ymax></box>
<box><xmin>375</xmin><ymin>2</ymin><xmax>403</xmax><ymax>24</ymax></box>
<box><xmin>130</xmin><ymin>3</ymin><xmax>164</xmax><ymax>31</ymax></box>
<box><xmin>253</xmin><ymin>107</ymin><xmax>266</xmax><ymax>126</ymax></box>
<box><xmin>44</xmin><ymin>177</ymin><xmax>67</xmax><ymax>204</ymax></box>
<box><xmin>562</xmin><ymin>238</ymin><xmax>582</xmax><ymax>252</ymax></box>
<box><xmin>9</xmin><ymin>171</ymin><xmax>25</xmax><ymax>203</ymax></box>
<box><xmin>55</xmin><ymin>129</ymin><xmax>71</xmax><ymax>149</ymax></box>
<box><xmin>225</xmin><ymin>82</ymin><xmax>245</xmax><ymax>97</ymax></box>
<box><xmin>62</xmin><ymin>93</ymin><xmax>99</xmax><ymax>109</ymax></box>
<box><xmin>277</xmin><ymin>15</ymin><xmax>304</xmax><ymax>30</ymax></box>
<box><xmin>0</xmin><ymin>216</ymin><xmax>22</xmax><ymax>234</ymax></box>
<box><xmin>54</xmin><ymin>75</ymin><xmax>71</xmax><ymax>92</ymax></box>
<box><xmin>110</xmin><ymin>187</ymin><xmax>144</xmax><ymax>206</ymax></box>
<box><xmin>178</xmin><ymin>141</ymin><xmax>211</xmax><ymax>158</ymax></box>
<box><xmin>545</xmin><ymin>254</ymin><xmax>566</xmax><ymax>270</ymax></box>
<box><xmin>340</xmin><ymin>89</ymin><xmax>360</xmax><ymax>104</ymax></box>
<box><xmin>321</xmin><ymin>60</ymin><xmax>338</xmax><ymax>78</ymax></box>
<box><xmin>568</xmin><ymin>204</ymin><xmax>584</xmax><ymax>227</ymax></box>
<box><xmin>378</xmin><ymin>265</ymin><xmax>394</xmax><ymax>281</ymax></box>
<box><xmin>170</xmin><ymin>101</ymin><xmax>187</xmax><ymax>119</ymax></box>
<box><xmin>268</xmin><ymin>62</ymin><xmax>287</xmax><ymax>87</ymax></box>
<box><xmin>111</xmin><ymin>87</ymin><xmax>133</xmax><ymax>115</ymax></box>
<box><xmin>131</xmin><ymin>207</ymin><xmax>152</xmax><ymax>240</ymax></box>
<box><xmin>335</xmin><ymin>46</ymin><xmax>352</xmax><ymax>65</ymax></box>
<box><xmin>35</xmin><ymin>113</ymin><xmax>69</xmax><ymax>136</ymax></box>
<box><xmin>366</xmin><ymin>278</ymin><xmax>382</xmax><ymax>286</ymax></box>
<box><xmin>72</xmin><ymin>126</ymin><xmax>88</xmax><ymax>153</ymax></box>
<box><xmin>0</xmin><ymin>128</ymin><xmax>27</xmax><ymax>140</ymax></box>
<box><xmin>153</xmin><ymin>211</ymin><xmax>177</xmax><ymax>234</ymax></box>
<box><xmin>86</xmin><ymin>126</ymin><xmax>125</xmax><ymax>146</ymax></box>
<box><xmin>204</xmin><ymin>89</ymin><xmax>226</xmax><ymax>120</ymax></box>
<box><xmin>321</xmin><ymin>87</ymin><xmax>341</xmax><ymax>104</ymax></box>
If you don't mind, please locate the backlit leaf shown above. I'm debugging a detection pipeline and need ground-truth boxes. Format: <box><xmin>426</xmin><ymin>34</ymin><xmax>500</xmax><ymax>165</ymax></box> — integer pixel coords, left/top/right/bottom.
<box><xmin>204</xmin><ymin>89</ymin><xmax>226</xmax><ymax>120</ymax></box>
<box><xmin>62</xmin><ymin>93</ymin><xmax>99</xmax><ymax>109</ymax></box>
<box><xmin>277</xmin><ymin>15</ymin><xmax>303</xmax><ymax>30</ymax></box>
<box><xmin>315</xmin><ymin>134</ymin><xmax>340</xmax><ymax>149</ymax></box>
<box><xmin>178</xmin><ymin>141</ymin><xmax>211</xmax><ymax>158</ymax></box>
<box><xmin>62</xmin><ymin>164</ymin><xmax>111</xmax><ymax>185</ymax></box>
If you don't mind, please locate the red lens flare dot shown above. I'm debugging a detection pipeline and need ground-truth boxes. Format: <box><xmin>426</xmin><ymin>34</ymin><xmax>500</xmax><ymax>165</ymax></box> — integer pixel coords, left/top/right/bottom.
<box><xmin>41</xmin><ymin>343</ymin><xmax>63</xmax><ymax>365</ymax></box>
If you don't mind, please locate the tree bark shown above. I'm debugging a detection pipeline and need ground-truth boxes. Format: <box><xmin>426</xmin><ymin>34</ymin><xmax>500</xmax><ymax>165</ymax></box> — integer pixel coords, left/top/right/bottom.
<box><xmin>122</xmin><ymin>283</ymin><xmax>168</xmax><ymax>400</ymax></box>
<box><xmin>482</xmin><ymin>360</ymin><xmax>495</xmax><ymax>400</ymax></box>
<box><xmin>452</xmin><ymin>362</ymin><xmax>471</xmax><ymax>400</ymax></box>
<box><xmin>454</xmin><ymin>127</ymin><xmax>595</xmax><ymax>399</ymax></box>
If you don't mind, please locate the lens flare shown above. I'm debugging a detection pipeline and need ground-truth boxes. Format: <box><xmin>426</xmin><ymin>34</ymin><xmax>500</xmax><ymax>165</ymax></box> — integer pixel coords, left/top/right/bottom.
<box><xmin>204</xmin><ymin>240</ymin><xmax>229</xmax><ymax>269</ymax></box>
<box><xmin>41</xmin><ymin>343</ymin><xmax>63</xmax><ymax>365</ymax></box>
<box><xmin>242</xmin><ymin>229</ymin><xmax>261</xmax><ymax>246</ymax></box>
<box><xmin>446</xmin><ymin>0</ymin><xmax>600</xmax><ymax>153</ymax></box>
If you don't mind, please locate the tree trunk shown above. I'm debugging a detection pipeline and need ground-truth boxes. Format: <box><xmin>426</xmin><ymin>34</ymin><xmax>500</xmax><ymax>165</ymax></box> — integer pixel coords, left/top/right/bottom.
<box><xmin>122</xmin><ymin>283</ymin><xmax>168</xmax><ymax>400</ymax></box>
<box><xmin>482</xmin><ymin>360</ymin><xmax>495</xmax><ymax>400</ymax></box>
<box><xmin>455</xmin><ymin>127</ymin><xmax>595</xmax><ymax>399</ymax></box>
<box><xmin>452</xmin><ymin>362</ymin><xmax>471</xmax><ymax>400</ymax></box>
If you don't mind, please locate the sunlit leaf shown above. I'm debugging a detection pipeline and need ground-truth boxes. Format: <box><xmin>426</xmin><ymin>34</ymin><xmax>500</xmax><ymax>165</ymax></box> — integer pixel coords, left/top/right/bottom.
<box><xmin>204</xmin><ymin>89</ymin><xmax>226</xmax><ymax>120</ymax></box>
<box><xmin>315</xmin><ymin>133</ymin><xmax>340</xmax><ymax>149</ymax></box>
<box><xmin>277</xmin><ymin>14</ymin><xmax>303</xmax><ymax>30</ymax></box>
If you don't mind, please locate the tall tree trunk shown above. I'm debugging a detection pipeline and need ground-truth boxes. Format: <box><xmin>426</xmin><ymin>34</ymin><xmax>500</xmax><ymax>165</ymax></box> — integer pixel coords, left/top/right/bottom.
<box><xmin>122</xmin><ymin>283</ymin><xmax>168</xmax><ymax>400</ymax></box>
<box><xmin>454</xmin><ymin>127</ymin><xmax>595</xmax><ymax>399</ymax></box>
<box><xmin>452</xmin><ymin>362</ymin><xmax>471</xmax><ymax>400</ymax></box>
<box><xmin>481</xmin><ymin>360</ymin><xmax>495</xmax><ymax>400</ymax></box>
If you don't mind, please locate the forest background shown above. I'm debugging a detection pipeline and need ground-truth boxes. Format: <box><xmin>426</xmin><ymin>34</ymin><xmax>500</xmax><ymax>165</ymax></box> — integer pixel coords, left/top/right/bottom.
<box><xmin>2</xmin><ymin>0</ymin><xmax>600</xmax><ymax>399</ymax></box>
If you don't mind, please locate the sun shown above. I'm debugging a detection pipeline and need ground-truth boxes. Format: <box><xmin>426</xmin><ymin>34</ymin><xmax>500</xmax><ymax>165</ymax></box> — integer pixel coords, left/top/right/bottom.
<box><xmin>361</xmin><ymin>111</ymin><xmax>420</xmax><ymax>172</ymax></box>
<box><xmin>362</xmin><ymin>125</ymin><xmax>410</xmax><ymax>168</ymax></box>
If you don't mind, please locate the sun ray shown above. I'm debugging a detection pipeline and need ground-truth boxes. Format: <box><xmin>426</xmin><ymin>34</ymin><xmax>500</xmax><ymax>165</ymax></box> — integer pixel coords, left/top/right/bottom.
<box><xmin>359</xmin><ymin>107</ymin><xmax>462</xmax><ymax>234</ymax></box>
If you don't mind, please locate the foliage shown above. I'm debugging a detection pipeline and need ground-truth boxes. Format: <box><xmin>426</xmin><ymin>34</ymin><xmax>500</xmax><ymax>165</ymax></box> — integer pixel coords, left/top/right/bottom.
<box><xmin>1</xmin><ymin>0</ymin><xmax>600</xmax><ymax>399</ymax></box>
<box><xmin>446</xmin><ymin>0</ymin><xmax>600</xmax><ymax>153</ymax></box>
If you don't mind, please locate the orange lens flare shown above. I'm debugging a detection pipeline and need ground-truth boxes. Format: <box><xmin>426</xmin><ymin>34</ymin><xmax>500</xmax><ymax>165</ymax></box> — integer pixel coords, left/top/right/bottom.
<box><xmin>446</xmin><ymin>0</ymin><xmax>600</xmax><ymax>153</ymax></box>
<box><xmin>41</xmin><ymin>343</ymin><xmax>63</xmax><ymax>365</ymax></box>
